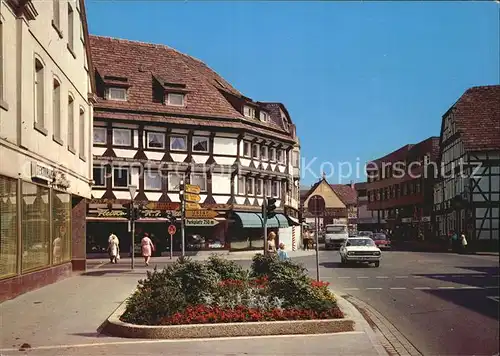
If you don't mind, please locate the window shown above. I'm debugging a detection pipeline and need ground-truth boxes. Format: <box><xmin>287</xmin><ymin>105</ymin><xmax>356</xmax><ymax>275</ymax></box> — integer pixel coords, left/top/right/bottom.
<box><xmin>192</xmin><ymin>136</ymin><xmax>209</xmax><ymax>153</ymax></box>
<box><xmin>256</xmin><ymin>179</ymin><xmax>263</xmax><ymax>196</ymax></box>
<box><xmin>67</xmin><ymin>96</ymin><xmax>74</xmax><ymax>150</ymax></box>
<box><xmin>272</xmin><ymin>180</ymin><xmax>280</xmax><ymax>198</ymax></box>
<box><xmin>52</xmin><ymin>79</ymin><xmax>61</xmax><ymax>141</ymax></box>
<box><xmin>67</xmin><ymin>4</ymin><xmax>74</xmax><ymax>51</ymax></box>
<box><xmin>261</xmin><ymin>146</ymin><xmax>268</xmax><ymax>160</ymax></box>
<box><xmin>0</xmin><ymin>176</ymin><xmax>18</xmax><ymax>278</ymax></box>
<box><xmin>53</xmin><ymin>0</ymin><xmax>60</xmax><ymax>28</ymax></box>
<box><xmin>277</xmin><ymin>149</ymin><xmax>284</xmax><ymax>164</ymax></box>
<box><xmin>93</xmin><ymin>166</ymin><xmax>106</xmax><ymax>187</ymax></box>
<box><xmin>106</xmin><ymin>87</ymin><xmax>127</xmax><ymax>101</ymax></box>
<box><xmin>79</xmin><ymin>108</ymin><xmax>85</xmax><ymax>158</ymax></box>
<box><xmin>270</xmin><ymin>148</ymin><xmax>276</xmax><ymax>162</ymax></box>
<box><xmin>113</xmin><ymin>167</ymin><xmax>129</xmax><ymax>188</ymax></box>
<box><xmin>52</xmin><ymin>191</ymin><xmax>71</xmax><ymax>264</ymax></box>
<box><xmin>21</xmin><ymin>182</ymin><xmax>50</xmax><ymax>272</ymax></box>
<box><xmin>166</xmin><ymin>93</ymin><xmax>185</xmax><ymax>106</ymax></box>
<box><xmin>243</xmin><ymin>141</ymin><xmax>251</xmax><ymax>157</ymax></box>
<box><xmin>93</xmin><ymin>126</ymin><xmax>106</xmax><ymax>144</ymax></box>
<box><xmin>252</xmin><ymin>144</ymin><xmax>260</xmax><ymax>159</ymax></box>
<box><xmin>246</xmin><ymin>177</ymin><xmax>254</xmax><ymax>195</ymax></box>
<box><xmin>34</xmin><ymin>59</ymin><xmax>45</xmax><ymax>129</ymax></box>
<box><xmin>145</xmin><ymin>171</ymin><xmax>162</xmax><ymax>191</ymax></box>
<box><xmin>292</xmin><ymin>151</ymin><xmax>299</xmax><ymax>167</ymax></box>
<box><xmin>260</xmin><ymin>111</ymin><xmax>269</xmax><ymax>122</ymax></box>
<box><xmin>244</xmin><ymin>106</ymin><xmax>255</xmax><ymax>118</ymax></box>
<box><xmin>146</xmin><ymin>132</ymin><xmax>165</xmax><ymax>149</ymax></box>
<box><xmin>190</xmin><ymin>173</ymin><xmax>207</xmax><ymax>192</ymax></box>
<box><xmin>168</xmin><ymin>172</ymin><xmax>184</xmax><ymax>191</ymax></box>
<box><xmin>112</xmin><ymin>128</ymin><xmax>131</xmax><ymax>146</ymax></box>
<box><xmin>238</xmin><ymin>176</ymin><xmax>245</xmax><ymax>195</ymax></box>
<box><xmin>266</xmin><ymin>180</ymin><xmax>272</xmax><ymax>197</ymax></box>
<box><xmin>170</xmin><ymin>135</ymin><xmax>187</xmax><ymax>151</ymax></box>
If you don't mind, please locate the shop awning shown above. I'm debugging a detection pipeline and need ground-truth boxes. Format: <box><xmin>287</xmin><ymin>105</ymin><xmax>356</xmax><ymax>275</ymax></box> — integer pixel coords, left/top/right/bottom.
<box><xmin>266</xmin><ymin>216</ymin><xmax>279</xmax><ymax>228</ymax></box>
<box><xmin>287</xmin><ymin>216</ymin><xmax>301</xmax><ymax>226</ymax></box>
<box><xmin>276</xmin><ymin>214</ymin><xmax>289</xmax><ymax>228</ymax></box>
<box><xmin>233</xmin><ymin>212</ymin><xmax>263</xmax><ymax>228</ymax></box>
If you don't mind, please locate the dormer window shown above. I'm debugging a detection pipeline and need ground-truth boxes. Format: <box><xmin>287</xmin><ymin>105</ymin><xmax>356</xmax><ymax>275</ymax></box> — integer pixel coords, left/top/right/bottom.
<box><xmin>166</xmin><ymin>93</ymin><xmax>185</xmax><ymax>106</ymax></box>
<box><xmin>260</xmin><ymin>111</ymin><xmax>269</xmax><ymax>122</ymax></box>
<box><xmin>106</xmin><ymin>87</ymin><xmax>127</xmax><ymax>101</ymax></box>
<box><xmin>244</xmin><ymin>106</ymin><xmax>256</xmax><ymax>118</ymax></box>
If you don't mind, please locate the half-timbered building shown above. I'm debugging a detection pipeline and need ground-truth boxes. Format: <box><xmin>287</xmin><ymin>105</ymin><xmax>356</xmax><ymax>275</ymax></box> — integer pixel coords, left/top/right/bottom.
<box><xmin>87</xmin><ymin>36</ymin><xmax>301</xmax><ymax>254</ymax></box>
<box><xmin>434</xmin><ymin>85</ymin><xmax>500</xmax><ymax>250</ymax></box>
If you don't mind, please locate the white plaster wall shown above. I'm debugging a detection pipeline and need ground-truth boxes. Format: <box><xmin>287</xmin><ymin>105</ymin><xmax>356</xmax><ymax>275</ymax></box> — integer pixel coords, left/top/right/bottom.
<box><xmin>212</xmin><ymin>173</ymin><xmax>231</xmax><ymax>194</ymax></box>
<box><xmin>92</xmin><ymin>147</ymin><xmax>106</xmax><ymax>156</ymax></box>
<box><xmin>214</xmin><ymin>156</ymin><xmax>235</xmax><ymax>165</ymax></box>
<box><xmin>278</xmin><ymin>227</ymin><xmax>292</xmax><ymax>250</ymax></box>
<box><xmin>192</xmin><ymin>154</ymin><xmax>209</xmax><ymax>164</ymax></box>
<box><xmin>0</xmin><ymin>0</ymin><xmax>93</xmax><ymax>197</ymax></box>
<box><xmin>171</xmin><ymin>153</ymin><xmax>187</xmax><ymax>162</ymax></box>
<box><xmin>144</xmin><ymin>151</ymin><xmax>164</xmax><ymax>161</ymax></box>
<box><xmin>114</xmin><ymin>149</ymin><xmax>136</xmax><ymax>158</ymax></box>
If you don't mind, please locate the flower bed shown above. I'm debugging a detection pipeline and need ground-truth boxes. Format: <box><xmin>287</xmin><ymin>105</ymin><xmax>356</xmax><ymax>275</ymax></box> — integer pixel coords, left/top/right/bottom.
<box><xmin>120</xmin><ymin>254</ymin><xmax>344</xmax><ymax>326</ymax></box>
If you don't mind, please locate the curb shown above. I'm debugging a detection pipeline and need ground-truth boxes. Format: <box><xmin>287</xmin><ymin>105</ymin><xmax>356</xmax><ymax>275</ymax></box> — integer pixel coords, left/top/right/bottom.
<box><xmin>102</xmin><ymin>293</ymin><xmax>354</xmax><ymax>339</ymax></box>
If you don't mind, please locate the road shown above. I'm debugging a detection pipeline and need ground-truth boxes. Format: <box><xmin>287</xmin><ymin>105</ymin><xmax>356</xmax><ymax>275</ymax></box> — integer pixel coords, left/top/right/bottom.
<box><xmin>300</xmin><ymin>249</ymin><xmax>499</xmax><ymax>356</ymax></box>
<box><xmin>85</xmin><ymin>250</ymin><xmax>499</xmax><ymax>355</ymax></box>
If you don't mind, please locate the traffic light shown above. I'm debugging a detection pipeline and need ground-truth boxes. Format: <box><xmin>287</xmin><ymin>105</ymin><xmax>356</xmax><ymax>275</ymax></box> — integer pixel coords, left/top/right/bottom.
<box><xmin>266</xmin><ymin>198</ymin><xmax>277</xmax><ymax>219</ymax></box>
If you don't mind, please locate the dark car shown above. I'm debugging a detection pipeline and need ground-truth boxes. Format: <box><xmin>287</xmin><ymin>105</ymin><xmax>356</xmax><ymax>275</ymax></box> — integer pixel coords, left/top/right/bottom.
<box><xmin>372</xmin><ymin>233</ymin><xmax>391</xmax><ymax>249</ymax></box>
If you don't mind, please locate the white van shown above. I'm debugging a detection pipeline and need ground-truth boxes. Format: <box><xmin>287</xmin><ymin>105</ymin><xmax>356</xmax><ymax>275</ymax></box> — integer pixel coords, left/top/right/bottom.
<box><xmin>324</xmin><ymin>224</ymin><xmax>349</xmax><ymax>250</ymax></box>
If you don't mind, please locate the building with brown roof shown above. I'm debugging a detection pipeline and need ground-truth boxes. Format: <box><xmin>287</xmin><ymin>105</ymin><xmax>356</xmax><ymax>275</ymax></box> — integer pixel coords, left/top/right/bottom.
<box><xmin>87</xmin><ymin>36</ymin><xmax>301</xmax><ymax>253</ymax></box>
<box><xmin>365</xmin><ymin>136</ymin><xmax>440</xmax><ymax>240</ymax></box>
<box><xmin>433</xmin><ymin>85</ymin><xmax>500</xmax><ymax>250</ymax></box>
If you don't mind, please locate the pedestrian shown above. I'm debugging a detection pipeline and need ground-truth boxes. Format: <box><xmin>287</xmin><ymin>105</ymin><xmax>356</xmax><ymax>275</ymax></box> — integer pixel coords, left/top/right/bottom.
<box><xmin>108</xmin><ymin>233</ymin><xmax>120</xmax><ymax>264</ymax></box>
<box><xmin>277</xmin><ymin>242</ymin><xmax>289</xmax><ymax>261</ymax></box>
<box><xmin>141</xmin><ymin>233</ymin><xmax>155</xmax><ymax>266</ymax></box>
<box><xmin>267</xmin><ymin>231</ymin><xmax>277</xmax><ymax>255</ymax></box>
<box><xmin>450</xmin><ymin>230</ymin><xmax>458</xmax><ymax>252</ymax></box>
<box><xmin>460</xmin><ymin>232</ymin><xmax>468</xmax><ymax>254</ymax></box>
<box><xmin>303</xmin><ymin>229</ymin><xmax>310</xmax><ymax>251</ymax></box>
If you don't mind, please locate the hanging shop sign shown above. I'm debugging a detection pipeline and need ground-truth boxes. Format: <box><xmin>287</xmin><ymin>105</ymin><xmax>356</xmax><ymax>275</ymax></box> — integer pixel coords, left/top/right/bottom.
<box><xmin>185</xmin><ymin>209</ymin><xmax>219</xmax><ymax>219</ymax></box>
<box><xmin>30</xmin><ymin>161</ymin><xmax>70</xmax><ymax>189</ymax></box>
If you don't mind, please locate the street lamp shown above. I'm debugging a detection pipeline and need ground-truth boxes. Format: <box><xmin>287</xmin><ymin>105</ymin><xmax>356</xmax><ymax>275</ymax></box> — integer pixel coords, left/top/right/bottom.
<box><xmin>179</xmin><ymin>180</ymin><xmax>185</xmax><ymax>257</ymax></box>
<box><xmin>128</xmin><ymin>185</ymin><xmax>137</xmax><ymax>270</ymax></box>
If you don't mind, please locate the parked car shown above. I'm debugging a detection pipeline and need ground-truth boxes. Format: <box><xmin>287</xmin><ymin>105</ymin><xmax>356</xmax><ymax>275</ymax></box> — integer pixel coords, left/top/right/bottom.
<box><xmin>357</xmin><ymin>231</ymin><xmax>374</xmax><ymax>239</ymax></box>
<box><xmin>324</xmin><ymin>224</ymin><xmax>349</xmax><ymax>250</ymax></box>
<box><xmin>372</xmin><ymin>233</ymin><xmax>391</xmax><ymax>249</ymax></box>
<box><xmin>339</xmin><ymin>237</ymin><xmax>381</xmax><ymax>267</ymax></box>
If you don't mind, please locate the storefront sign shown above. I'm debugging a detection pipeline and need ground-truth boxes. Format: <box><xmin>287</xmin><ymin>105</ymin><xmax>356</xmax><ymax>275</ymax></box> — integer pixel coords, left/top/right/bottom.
<box><xmin>185</xmin><ymin>218</ymin><xmax>219</xmax><ymax>226</ymax></box>
<box><xmin>145</xmin><ymin>202</ymin><xmax>180</xmax><ymax>211</ymax></box>
<box><xmin>421</xmin><ymin>216</ymin><xmax>431</xmax><ymax>222</ymax></box>
<box><xmin>185</xmin><ymin>193</ymin><xmax>201</xmax><ymax>203</ymax></box>
<box><xmin>185</xmin><ymin>184</ymin><xmax>201</xmax><ymax>194</ymax></box>
<box><xmin>186</xmin><ymin>209</ymin><xmax>219</xmax><ymax>219</ymax></box>
<box><xmin>31</xmin><ymin>162</ymin><xmax>53</xmax><ymax>182</ymax></box>
<box><xmin>142</xmin><ymin>210</ymin><xmax>162</xmax><ymax>218</ymax></box>
<box><xmin>96</xmin><ymin>208</ymin><xmax>127</xmax><ymax>218</ymax></box>
<box><xmin>202</xmin><ymin>203</ymin><xmax>232</xmax><ymax>211</ymax></box>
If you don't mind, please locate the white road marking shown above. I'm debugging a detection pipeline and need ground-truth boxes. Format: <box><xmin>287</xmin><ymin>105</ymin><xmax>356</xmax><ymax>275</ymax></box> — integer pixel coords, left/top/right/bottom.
<box><xmin>438</xmin><ymin>286</ymin><xmax>455</xmax><ymax>289</ymax></box>
<box><xmin>414</xmin><ymin>287</ymin><xmax>431</xmax><ymax>290</ymax></box>
<box><xmin>459</xmin><ymin>286</ymin><xmax>481</xmax><ymax>289</ymax></box>
<box><xmin>376</xmin><ymin>276</ymin><xmax>389</xmax><ymax>279</ymax></box>
<box><xmin>343</xmin><ymin>288</ymin><xmax>360</xmax><ymax>291</ymax></box>
<box><xmin>366</xmin><ymin>287</ymin><xmax>383</xmax><ymax>290</ymax></box>
<box><xmin>357</xmin><ymin>276</ymin><xmax>369</xmax><ymax>279</ymax></box>
<box><xmin>433</xmin><ymin>275</ymin><xmax>446</xmax><ymax>278</ymax></box>
<box><xmin>395</xmin><ymin>276</ymin><xmax>409</xmax><ymax>279</ymax></box>
<box><xmin>472</xmin><ymin>275</ymin><xmax>485</xmax><ymax>278</ymax></box>
<box><xmin>390</xmin><ymin>287</ymin><xmax>407</xmax><ymax>290</ymax></box>
<box><xmin>485</xmin><ymin>286</ymin><xmax>500</xmax><ymax>289</ymax></box>
<box><xmin>0</xmin><ymin>331</ymin><xmax>365</xmax><ymax>352</ymax></box>
<box><xmin>452</xmin><ymin>275</ymin><xmax>464</xmax><ymax>278</ymax></box>
<box><xmin>338</xmin><ymin>276</ymin><xmax>351</xmax><ymax>279</ymax></box>
<box><xmin>486</xmin><ymin>296</ymin><xmax>499</xmax><ymax>303</ymax></box>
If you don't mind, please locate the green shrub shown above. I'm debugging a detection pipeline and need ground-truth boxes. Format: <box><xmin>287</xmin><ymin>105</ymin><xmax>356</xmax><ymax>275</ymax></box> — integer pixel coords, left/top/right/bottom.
<box><xmin>206</xmin><ymin>254</ymin><xmax>248</xmax><ymax>281</ymax></box>
<box><xmin>250</xmin><ymin>253</ymin><xmax>277</xmax><ymax>277</ymax></box>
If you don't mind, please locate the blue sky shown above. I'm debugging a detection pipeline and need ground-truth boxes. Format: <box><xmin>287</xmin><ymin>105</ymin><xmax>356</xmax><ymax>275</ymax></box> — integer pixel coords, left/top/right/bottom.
<box><xmin>87</xmin><ymin>1</ymin><xmax>499</xmax><ymax>186</ymax></box>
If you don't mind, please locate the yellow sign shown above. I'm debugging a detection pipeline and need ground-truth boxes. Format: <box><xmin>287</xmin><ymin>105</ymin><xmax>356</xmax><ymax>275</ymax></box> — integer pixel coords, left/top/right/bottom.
<box><xmin>185</xmin><ymin>202</ymin><xmax>201</xmax><ymax>210</ymax></box>
<box><xmin>185</xmin><ymin>209</ymin><xmax>219</xmax><ymax>219</ymax></box>
<box><xmin>185</xmin><ymin>184</ymin><xmax>201</xmax><ymax>194</ymax></box>
<box><xmin>185</xmin><ymin>193</ymin><xmax>201</xmax><ymax>203</ymax></box>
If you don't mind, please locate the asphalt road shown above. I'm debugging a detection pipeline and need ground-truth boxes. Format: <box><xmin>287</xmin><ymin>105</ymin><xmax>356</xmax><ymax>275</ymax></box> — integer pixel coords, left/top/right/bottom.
<box><xmin>295</xmin><ymin>249</ymin><xmax>500</xmax><ymax>356</ymax></box>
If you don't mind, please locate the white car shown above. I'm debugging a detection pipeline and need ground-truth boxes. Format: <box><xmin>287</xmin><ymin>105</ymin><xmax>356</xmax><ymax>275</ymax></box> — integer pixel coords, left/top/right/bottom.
<box><xmin>339</xmin><ymin>237</ymin><xmax>381</xmax><ymax>267</ymax></box>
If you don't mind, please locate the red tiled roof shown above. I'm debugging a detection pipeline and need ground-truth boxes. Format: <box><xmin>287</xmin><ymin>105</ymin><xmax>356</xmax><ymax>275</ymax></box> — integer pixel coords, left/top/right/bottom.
<box><xmin>330</xmin><ymin>184</ymin><xmax>357</xmax><ymax>206</ymax></box>
<box><xmin>89</xmin><ymin>36</ymin><xmax>294</xmax><ymax>139</ymax></box>
<box><xmin>449</xmin><ymin>85</ymin><xmax>500</xmax><ymax>151</ymax></box>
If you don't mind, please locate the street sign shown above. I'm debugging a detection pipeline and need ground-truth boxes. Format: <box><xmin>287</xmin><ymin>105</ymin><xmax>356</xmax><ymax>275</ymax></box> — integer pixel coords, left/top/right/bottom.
<box><xmin>308</xmin><ymin>195</ymin><xmax>325</xmax><ymax>216</ymax></box>
<box><xmin>185</xmin><ymin>209</ymin><xmax>219</xmax><ymax>219</ymax></box>
<box><xmin>185</xmin><ymin>193</ymin><xmax>201</xmax><ymax>203</ymax></box>
<box><xmin>185</xmin><ymin>184</ymin><xmax>201</xmax><ymax>194</ymax></box>
<box><xmin>185</xmin><ymin>202</ymin><xmax>201</xmax><ymax>210</ymax></box>
<box><xmin>185</xmin><ymin>219</ymin><xmax>219</xmax><ymax>227</ymax></box>
<box><xmin>168</xmin><ymin>224</ymin><xmax>176</xmax><ymax>259</ymax></box>
<box><xmin>145</xmin><ymin>202</ymin><xmax>180</xmax><ymax>211</ymax></box>
<box><xmin>168</xmin><ymin>224</ymin><xmax>177</xmax><ymax>235</ymax></box>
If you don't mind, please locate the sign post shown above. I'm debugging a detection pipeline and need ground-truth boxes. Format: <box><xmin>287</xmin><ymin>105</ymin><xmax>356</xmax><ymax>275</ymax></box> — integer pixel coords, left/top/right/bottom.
<box><xmin>181</xmin><ymin>183</ymin><xmax>201</xmax><ymax>257</ymax></box>
<box><xmin>168</xmin><ymin>224</ymin><xmax>176</xmax><ymax>259</ymax></box>
<box><xmin>308</xmin><ymin>195</ymin><xmax>325</xmax><ymax>281</ymax></box>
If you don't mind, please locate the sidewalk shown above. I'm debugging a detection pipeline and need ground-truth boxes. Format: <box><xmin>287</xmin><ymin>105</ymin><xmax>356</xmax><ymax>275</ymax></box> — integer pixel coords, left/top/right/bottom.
<box><xmin>0</xmin><ymin>265</ymin><xmax>387</xmax><ymax>356</ymax></box>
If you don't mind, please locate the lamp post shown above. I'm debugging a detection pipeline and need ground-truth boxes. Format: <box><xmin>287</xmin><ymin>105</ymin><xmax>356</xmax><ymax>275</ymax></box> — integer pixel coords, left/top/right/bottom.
<box><xmin>179</xmin><ymin>180</ymin><xmax>185</xmax><ymax>257</ymax></box>
<box><xmin>128</xmin><ymin>185</ymin><xmax>137</xmax><ymax>270</ymax></box>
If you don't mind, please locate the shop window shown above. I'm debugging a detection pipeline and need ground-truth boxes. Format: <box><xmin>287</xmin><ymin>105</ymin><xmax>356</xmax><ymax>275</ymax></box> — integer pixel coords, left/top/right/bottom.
<box><xmin>277</xmin><ymin>150</ymin><xmax>283</xmax><ymax>164</ymax></box>
<box><xmin>170</xmin><ymin>135</ymin><xmax>187</xmax><ymax>151</ymax></box>
<box><xmin>145</xmin><ymin>171</ymin><xmax>162</xmax><ymax>191</ymax></box>
<box><xmin>112</xmin><ymin>128</ymin><xmax>132</xmax><ymax>147</ymax></box>
<box><xmin>0</xmin><ymin>176</ymin><xmax>18</xmax><ymax>278</ymax></box>
<box><xmin>192</xmin><ymin>136</ymin><xmax>209</xmax><ymax>153</ymax></box>
<box><xmin>21</xmin><ymin>182</ymin><xmax>50</xmax><ymax>272</ymax></box>
<box><xmin>93</xmin><ymin>166</ymin><xmax>106</xmax><ymax>187</ymax></box>
<box><xmin>52</xmin><ymin>191</ymin><xmax>71</xmax><ymax>264</ymax></box>
<box><xmin>93</xmin><ymin>126</ymin><xmax>106</xmax><ymax>144</ymax></box>
<box><xmin>238</xmin><ymin>176</ymin><xmax>246</xmax><ymax>195</ymax></box>
<box><xmin>113</xmin><ymin>167</ymin><xmax>130</xmax><ymax>188</ymax></box>
<box><xmin>191</xmin><ymin>173</ymin><xmax>207</xmax><ymax>192</ymax></box>
<box><xmin>146</xmin><ymin>132</ymin><xmax>165</xmax><ymax>149</ymax></box>
<box><xmin>243</xmin><ymin>142</ymin><xmax>251</xmax><ymax>157</ymax></box>
<box><xmin>168</xmin><ymin>172</ymin><xmax>184</xmax><ymax>191</ymax></box>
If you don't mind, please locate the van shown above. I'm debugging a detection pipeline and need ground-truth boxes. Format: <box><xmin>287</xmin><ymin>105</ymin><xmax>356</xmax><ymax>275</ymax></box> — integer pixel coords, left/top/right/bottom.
<box><xmin>324</xmin><ymin>224</ymin><xmax>349</xmax><ymax>250</ymax></box>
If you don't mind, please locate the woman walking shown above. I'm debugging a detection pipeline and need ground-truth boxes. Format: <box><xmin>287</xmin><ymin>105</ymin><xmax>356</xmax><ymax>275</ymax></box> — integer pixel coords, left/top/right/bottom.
<box><xmin>141</xmin><ymin>233</ymin><xmax>155</xmax><ymax>266</ymax></box>
<box><xmin>108</xmin><ymin>233</ymin><xmax>120</xmax><ymax>264</ymax></box>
